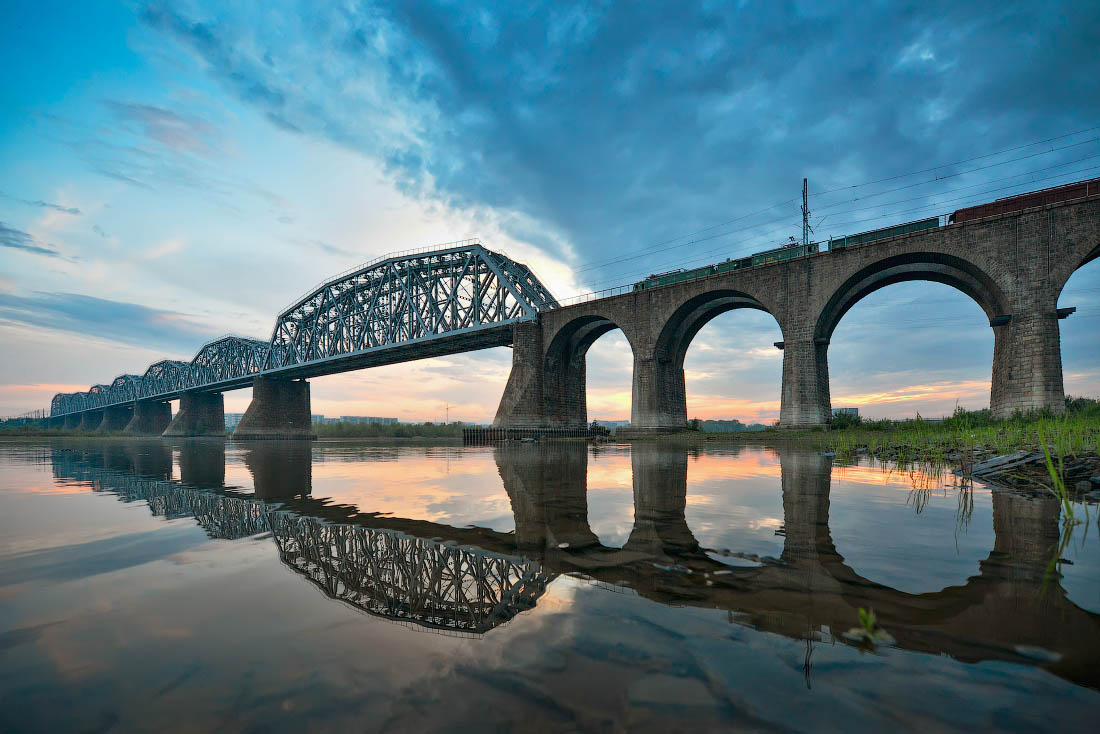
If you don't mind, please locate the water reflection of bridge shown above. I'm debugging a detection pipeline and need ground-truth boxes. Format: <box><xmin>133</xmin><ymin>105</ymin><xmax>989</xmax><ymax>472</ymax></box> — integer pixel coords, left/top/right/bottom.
<box><xmin>49</xmin><ymin>440</ymin><xmax>1100</xmax><ymax>689</ymax></box>
<box><xmin>51</xmin><ymin>444</ymin><xmax>549</xmax><ymax>636</ymax></box>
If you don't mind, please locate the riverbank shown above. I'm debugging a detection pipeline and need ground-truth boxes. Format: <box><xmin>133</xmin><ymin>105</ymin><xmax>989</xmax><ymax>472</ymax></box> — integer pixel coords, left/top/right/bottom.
<box><xmin>623</xmin><ymin>407</ymin><xmax>1100</xmax><ymax>495</ymax></box>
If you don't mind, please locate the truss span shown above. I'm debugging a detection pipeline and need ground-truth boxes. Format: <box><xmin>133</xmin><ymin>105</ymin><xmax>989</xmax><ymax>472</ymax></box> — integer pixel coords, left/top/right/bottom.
<box><xmin>50</xmin><ymin>241</ymin><xmax>558</xmax><ymax>416</ymax></box>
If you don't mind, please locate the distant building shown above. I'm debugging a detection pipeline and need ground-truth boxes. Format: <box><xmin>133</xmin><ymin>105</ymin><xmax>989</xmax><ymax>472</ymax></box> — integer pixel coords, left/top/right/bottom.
<box><xmin>225</xmin><ymin>413</ymin><xmax>245</xmax><ymax>430</ymax></box>
<box><xmin>311</xmin><ymin>414</ymin><xmax>326</xmax><ymax>424</ymax></box>
<box><xmin>833</xmin><ymin>407</ymin><xmax>859</xmax><ymax>417</ymax></box>
<box><xmin>594</xmin><ymin>419</ymin><xmax>631</xmax><ymax>430</ymax></box>
<box><xmin>340</xmin><ymin>416</ymin><xmax>398</xmax><ymax>425</ymax></box>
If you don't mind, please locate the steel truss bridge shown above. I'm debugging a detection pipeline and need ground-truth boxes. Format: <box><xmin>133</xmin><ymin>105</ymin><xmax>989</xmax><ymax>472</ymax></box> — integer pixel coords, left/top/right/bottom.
<box><xmin>51</xmin><ymin>452</ymin><xmax>551</xmax><ymax>635</ymax></box>
<box><xmin>51</xmin><ymin>242</ymin><xmax>559</xmax><ymax>416</ymax></box>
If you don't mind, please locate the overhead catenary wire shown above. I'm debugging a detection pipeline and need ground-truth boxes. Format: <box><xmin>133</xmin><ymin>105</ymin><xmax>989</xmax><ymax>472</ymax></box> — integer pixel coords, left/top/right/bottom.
<box><xmin>568</xmin><ymin>126</ymin><xmax>1100</xmax><ymax>282</ymax></box>
<box><xmin>574</xmin><ymin>156</ymin><xmax>1100</xmax><ymax>292</ymax></box>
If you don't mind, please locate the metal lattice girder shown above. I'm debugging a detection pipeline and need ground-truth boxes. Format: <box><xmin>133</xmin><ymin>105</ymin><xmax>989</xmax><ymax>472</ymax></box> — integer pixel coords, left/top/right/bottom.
<box><xmin>50</xmin><ymin>242</ymin><xmax>558</xmax><ymax>416</ymax></box>
<box><xmin>140</xmin><ymin>360</ymin><xmax>191</xmax><ymax>398</ymax></box>
<box><xmin>51</xmin><ymin>451</ymin><xmax>551</xmax><ymax>634</ymax></box>
<box><xmin>266</xmin><ymin>243</ymin><xmax>559</xmax><ymax>370</ymax></box>
<box><xmin>189</xmin><ymin>335</ymin><xmax>270</xmax><ymax>386</ymax></box>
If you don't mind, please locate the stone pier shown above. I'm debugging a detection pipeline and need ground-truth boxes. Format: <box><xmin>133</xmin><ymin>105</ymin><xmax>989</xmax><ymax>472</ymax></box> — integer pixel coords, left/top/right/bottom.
<box><xmin>124</xmin><ymin>401</ymin><xmax>172</xmax><ymax>435</ymax></box>
<box><xmin>63</xmin><ymin>413</ymin><xmax>81</xmax><ymax>430</ymax></box>
<box><xmin>233</xmin><ymin>377</ymin><xmax>314</xmax><ymax>439</ymax></box>
<box><xmin>96</xmin><ymin>404</ymin><xmax>133</xmax><ymax>432</ymax></box>
<box><xmin>162</xmin><ymin>392</ymin><xmax>225</xmax><ymax>437</ymax></box>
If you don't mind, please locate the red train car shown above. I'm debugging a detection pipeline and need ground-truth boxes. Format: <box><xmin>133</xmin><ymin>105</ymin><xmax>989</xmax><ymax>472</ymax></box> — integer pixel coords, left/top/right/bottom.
<box><xmin>950</xmin><ymin>177</ymin><xmax>1100</xmax><ymax>224</ymax></box>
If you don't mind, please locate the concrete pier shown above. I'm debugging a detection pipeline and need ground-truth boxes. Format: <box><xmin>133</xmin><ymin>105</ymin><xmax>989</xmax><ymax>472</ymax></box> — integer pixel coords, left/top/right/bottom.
<box><xmin>162</xmin><ymin>392</ymin><xmax>225</xmax><ymax>437</ymax></box>
<box><xmin>77</xmin><ymin>410</ymin><xmax>103</xmax><ymax>431</ymax></box>
<box><xmin>63</xmin><ymin>413</ymin><xmax>81</xmax><ymax>430</ymax></box>
<box><xmin>233</xmin><ymin>377</ymin><xmax>313</xmax><ymax>439</ymax></box>
<box><xmin>125</xmin><ymin>401</ymin><xmax>172</xmax><ymax>435</ymax></box>
<box><xmin>97</xmin><ymin>404</ymin><xmax>133</xmax><ymax>432</ymax></box>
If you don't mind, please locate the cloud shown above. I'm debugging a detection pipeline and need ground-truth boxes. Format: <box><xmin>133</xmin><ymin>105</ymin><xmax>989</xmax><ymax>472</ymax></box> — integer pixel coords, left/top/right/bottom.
<box><xmin>141</xmin><ymin>1</ymin><xmax>1100</xmax><ymax>279</ymax></box>
<box><xmin>0</xmin><ymin>191</ymin><xmax>81</xmax><ymax>215</ymax></box>
<box><xmin>92</xmin><ymin>225</ymin><xmax>109</xmax><ymax>238</ymax></box>
<box><xmin>0</xmin><ymin>221</ymin><xmax>75</xmax><ymax>261</ymax></box>
<box><xmin>0</xmin><ymin>291</ymin><xmax>217</xmax><ymax>353</ymax></box>
<box><xmin>105</xmin><ymin>100</ymin><xmax>218</xmax><ymax>155</ymax></box>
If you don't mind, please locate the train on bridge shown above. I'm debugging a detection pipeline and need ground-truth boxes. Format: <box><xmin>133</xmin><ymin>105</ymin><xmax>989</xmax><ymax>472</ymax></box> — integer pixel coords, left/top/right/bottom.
<box><xmin>634</xmin><ymin>176</ymin><xmax>1100</xmax><ymax>291</ymax></box>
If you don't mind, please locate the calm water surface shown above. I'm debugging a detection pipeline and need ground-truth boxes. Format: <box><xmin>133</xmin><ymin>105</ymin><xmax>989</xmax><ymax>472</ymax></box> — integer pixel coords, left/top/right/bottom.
<box><xmin>1</xmin><ymin>438</ymin><xmax>1098</xmax><ymax>732</ymax></box>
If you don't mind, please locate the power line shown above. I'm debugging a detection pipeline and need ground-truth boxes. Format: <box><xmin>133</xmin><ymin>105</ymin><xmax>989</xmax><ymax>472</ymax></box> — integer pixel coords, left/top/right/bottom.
<box><xmin>569</xmin><ymin>127</ymin><xmax>1100</xmax><ymax>279</ymax></box>
<box><xmin>577</xmin><ymin>159</ymin><xmax>1100</xmax><ymax>291</ymax></box>
<box><xmin>810</xmin><ymin>124</ymin><xmax>1100</xmax><ymax>198</ymax></box>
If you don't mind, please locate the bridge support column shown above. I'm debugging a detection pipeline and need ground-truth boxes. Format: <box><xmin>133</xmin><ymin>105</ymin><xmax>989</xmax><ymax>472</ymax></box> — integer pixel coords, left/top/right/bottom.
<box><xmin>125</xmin><ymin>401</ymin><xmax>171</xmax><ymax>435</ymax></box>
<box><xmin>990</xmin><ymin>310</ymin><xmax>1065</xmax><ymax>419</ymax></box>
<box><xmin>779</xmin><ymin>339</ymin><xmax>831</xmax><ymax>429</ymax></box>
<box><xmin>63</xmin><ymin>413</ymin><xmax>81</xmax><ymax>430</ymax></box>
<box><xmin>233</xmin><ymin>377</ymin><xmax>314</xmax><ymax>439</ymax></box>
<box><xmin>631</xmin><ymin>355</ymin><xmax>686</xmax><ymax>432</ymax></box>
<box><xmin>162</xmin><ymin>392</ymin><xmax>224</xmax><ymax>437</ymax></box>
<box><xmin>77</xmin><ymin>410</ymin><xmax>103</xmax><ymax>431</ymax></box>
<box><xmin>178</xmin><ymin>440</ymin><xmax>226</xmax><ymax>488</ymax></box>
<box><xmin>96</xmin><ymin>404</ymin><xmax>133</xmax><ymax>432</ymax></box>
<box><xmin>495</xmin><ymin>322</ymin><xmax>549</xmax><ymax>428</ymax></box>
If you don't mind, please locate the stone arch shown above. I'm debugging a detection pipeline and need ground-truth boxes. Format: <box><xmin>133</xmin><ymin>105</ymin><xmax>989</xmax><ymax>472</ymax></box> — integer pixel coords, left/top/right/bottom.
<box><xmin>815</xmin><ymin>252</ymin><xmax>1011</xmax><ymax>342</ymax></box>
<box><xmin>543</xmin><ymin>314</ymin><xmax>636</xmax><ymax>428</ymax></box>
<box><xmin>641</xmin><ymin>289</ymin><xmax>779</xmax><ymax>430</ymax></box>
<box><xmin>809</xmin><ymin>252</ymin><xmax>1011</xmax><ymax>421</ymax></box>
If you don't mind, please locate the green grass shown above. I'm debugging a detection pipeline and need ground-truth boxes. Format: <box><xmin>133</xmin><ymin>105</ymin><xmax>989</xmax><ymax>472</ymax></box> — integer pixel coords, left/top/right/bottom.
<box><xmin>807</xmin><ymin>407</ymin><xmax>1100</xmax><ymax>468</ymax></box>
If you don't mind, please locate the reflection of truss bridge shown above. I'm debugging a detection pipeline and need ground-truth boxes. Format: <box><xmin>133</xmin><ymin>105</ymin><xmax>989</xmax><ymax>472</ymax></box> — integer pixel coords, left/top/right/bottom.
<box><xmin>53</xmin><ymin>454</ymin><xmax>550</xmax><ymax>635</ymax></box>
<box><xmin>271</xmin><ymin>515</ymin><xmax>548</xmax><ymax>634</ymax></box>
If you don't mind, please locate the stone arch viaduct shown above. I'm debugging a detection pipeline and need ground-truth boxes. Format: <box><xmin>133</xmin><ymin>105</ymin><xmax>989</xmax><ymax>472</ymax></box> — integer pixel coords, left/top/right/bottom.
<box><xmin>495</xmin><ymin>195</ymin><xmax>1100</xmax><ymax>428</ymax></box>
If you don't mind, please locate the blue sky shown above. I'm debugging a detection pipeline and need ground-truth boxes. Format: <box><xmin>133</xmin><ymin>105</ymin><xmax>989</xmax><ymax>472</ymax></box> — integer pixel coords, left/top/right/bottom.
<box><xmin>1</xmin><ymin>0</ymin><xmax>1098</xmax><ymax>422</ymax></box>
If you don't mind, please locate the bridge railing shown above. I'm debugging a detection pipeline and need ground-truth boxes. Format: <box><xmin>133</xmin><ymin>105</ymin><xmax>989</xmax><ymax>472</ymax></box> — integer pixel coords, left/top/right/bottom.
<box><xmin>556</xmin><ymin>283</ymin><xmax>637</xmax><ymax>307</ymax></box>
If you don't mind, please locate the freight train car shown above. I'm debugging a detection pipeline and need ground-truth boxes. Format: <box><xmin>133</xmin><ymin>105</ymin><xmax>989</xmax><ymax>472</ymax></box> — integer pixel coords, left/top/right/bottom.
<box><xmin>630</xmin><ymin>177</ymin><xmax>1098</xmax><ymax>293</ymax></box>
<box><xmin>950</xmin><ymin>177</ymin><xmax>1100</xmax><ymax>224</ymax></box>
<box><xmin>827</xmin><ymin>216</ymin><xmax>939</xmax><ymax>250</ymax></box>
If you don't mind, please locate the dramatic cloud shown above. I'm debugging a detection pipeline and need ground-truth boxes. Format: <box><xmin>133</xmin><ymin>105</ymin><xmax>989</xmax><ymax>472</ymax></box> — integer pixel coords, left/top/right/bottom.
<box><xmin>0</xmin><ymin>292</ymin><xmax>217</xmax><ymax>353</ymax></box>
<box><xmin>142</xmin><ymin>1</ymin><xmax>1100</xmax><ymax>276</ymax></box>
<box><xmin>0</xmin><ymin>222</ymin><xmax>71</xmax><ymax>260</ymax></box>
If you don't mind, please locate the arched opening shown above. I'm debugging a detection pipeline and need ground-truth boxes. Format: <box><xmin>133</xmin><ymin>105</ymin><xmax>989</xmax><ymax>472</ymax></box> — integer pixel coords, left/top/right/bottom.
<box><xmin>819</xmin><ymin>254</ymin><xmax>1009</xmax><ymax>420</ymax></box>
<box><xmin>544</xmin><ymin>315</ymin><xmax>633</xmax><ymax>429</ymax></box>
<box><xmin>649</xmin><ymin>290</ymin><xmax>778</xmax><ymax>430</ymax></box>
<box><xmin>1057</xmin><ymin>248</ymin><xmax>1100</xmax><ymax>406</ymax></box>
<box><xmin>683</xmin><ymin>445</ymin><xmax>786</xmax><ymax>566</ymax></box>
<box><xmin>586</xmin><ymin>444</ymin><xmax>636</xmax><ymax>548</ymax></box>
<box><xmin>829</xmin><ymin>282</ymin><xmax>996</xmax><ymax>419</ymax></box>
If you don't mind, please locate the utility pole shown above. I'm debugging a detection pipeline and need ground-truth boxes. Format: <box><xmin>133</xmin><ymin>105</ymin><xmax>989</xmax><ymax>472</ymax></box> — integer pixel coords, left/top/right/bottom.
<box><xmin>802</xmin><ymin>177</ymin><xmax>811</xmax><ymax>247</ymax></box>
<box><xmin>445</xmin><ymin>402</ymin><xmax>450</xmax><ymax>425</ymax></box>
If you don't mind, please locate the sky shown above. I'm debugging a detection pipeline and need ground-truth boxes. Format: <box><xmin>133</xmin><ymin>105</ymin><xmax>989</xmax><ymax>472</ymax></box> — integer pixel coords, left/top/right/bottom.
<box><xmin>1</xmin><ymin>0</ymin><xmax>1098</xmax><ymax>423</ymax></box>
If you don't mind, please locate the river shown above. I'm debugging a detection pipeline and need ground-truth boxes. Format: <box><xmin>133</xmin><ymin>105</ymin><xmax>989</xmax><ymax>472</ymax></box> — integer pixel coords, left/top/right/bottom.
<box><xmin>1</xmin><ymin>438</ymin><xmax>1097</xmax><ymax>731</ymax></box>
